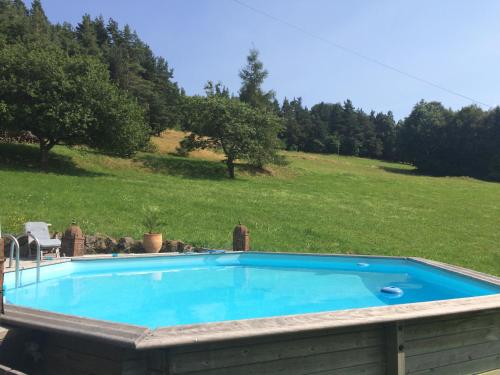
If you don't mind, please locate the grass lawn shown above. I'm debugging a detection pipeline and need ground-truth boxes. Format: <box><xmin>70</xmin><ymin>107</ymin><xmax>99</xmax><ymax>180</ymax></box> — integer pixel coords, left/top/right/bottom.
<box><xmin>1</xmin><ymin>131</ymin><xmax>499</xmax><ymax>275</ymax></box>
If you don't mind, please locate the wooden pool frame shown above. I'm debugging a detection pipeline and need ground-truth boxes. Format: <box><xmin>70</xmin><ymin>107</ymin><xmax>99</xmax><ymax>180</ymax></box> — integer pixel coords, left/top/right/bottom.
<box><xmin>1</xmin><ymin>252</ymin><xmax>499</xmax><ymax>375</ymax></box>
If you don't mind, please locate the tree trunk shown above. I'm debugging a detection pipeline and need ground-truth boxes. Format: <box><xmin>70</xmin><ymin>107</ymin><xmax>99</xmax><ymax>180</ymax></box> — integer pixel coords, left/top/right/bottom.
<box><xmin>40</xmin><ymin>145</ymin><xmax>49</xmax><ymax>171</ymax></box>
<box><xmin>39</xmin><ymin>139</ymin><xmax>55</xmax><ymax>171</ymax></box>
<box><xmin>226</xmin><ymin>158</ymin><xmax>235</xmax><ymax>179</ymax></box>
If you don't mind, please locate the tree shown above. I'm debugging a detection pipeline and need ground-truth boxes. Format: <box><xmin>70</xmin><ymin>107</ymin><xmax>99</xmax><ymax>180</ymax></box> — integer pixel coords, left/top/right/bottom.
<box><xmin>75</xmin><ymin>14</ymin><xmax>100</xmax><ymax>56</ymax></box>
<box><xmin>280</xmin><ymin>98</ymin><xmax>303</xmax><ymax>151</ymax></box>
<box><xmin>358</xmin><ymin>110</ymin><xmax>382</xmax><ymax>158</ymax></box>
<box><xmin>27</xmin><ymin>0</ymin><xmax>50</xmax><ymax>40</ymax></box>
<box><xmin>1</xmin><ymin>2</ymin><xmax>181</xmax><ymax>138</ymax></box>
<box><xmin>100</xmin><ymin>18</ymin><xmax>181</xmax><ymax>135</ymax></box>
<box><xmin>53</xmin><ymin>22</ymin><xmax>81</xmax><ymax>56</ymax></box>
<box><xmin>181</xmin><ymin>83</ymin><xmax>281</xmax><ymax>178</ymax></box>
<box><xmin>477</xmin><ymin>107</ymin><xmax>500</xmax><ymax>179</ymax></box>
<box><xmin>239</xmin><ymin>48</ymin><xmax>275</xmax><ymax>109</ymax></box>
<box><xmin>373</xmin><ymin>111</ymin><xmax>396</xmax><ymax>160</ymax></box>
<box><xmin>397</xmin><ymin>100</ymin><xmax>452</xmax><ymax>174</ymax></box>
<box><xmin>0</xmin><ymin>42</ymin><xmax>150</xmax><ymax>168</ymax></box>
<box><xmin>338</xmin><ymin>100</ymin><xmax>363</xmax><ymax>156</ymax></box>
<box><xmin>0</xmin><ymin>0</ymin><xmax>29</xmax><ymax>43</ymax></box>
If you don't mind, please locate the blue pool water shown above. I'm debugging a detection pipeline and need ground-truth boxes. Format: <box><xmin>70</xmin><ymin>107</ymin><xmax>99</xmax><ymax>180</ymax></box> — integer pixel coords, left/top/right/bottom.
<box><xmin>4</xmin><ymin>253</ymin><xmax>499</xmax><ymax>328</ymax></box>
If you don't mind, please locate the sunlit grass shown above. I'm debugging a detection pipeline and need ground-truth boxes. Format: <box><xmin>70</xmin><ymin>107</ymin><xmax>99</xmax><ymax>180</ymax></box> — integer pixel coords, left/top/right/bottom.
<box><xmin>1</xmin><ymin>133</ymin><xmax>499</xmax><ymax>275</ymax></box>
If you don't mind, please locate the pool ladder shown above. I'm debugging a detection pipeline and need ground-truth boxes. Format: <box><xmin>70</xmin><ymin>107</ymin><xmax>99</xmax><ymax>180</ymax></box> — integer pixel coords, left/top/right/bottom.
<box><xmin>3</xmin><ymin>232</ymin><xmax>42</xmax><ymax>288</ymax></box>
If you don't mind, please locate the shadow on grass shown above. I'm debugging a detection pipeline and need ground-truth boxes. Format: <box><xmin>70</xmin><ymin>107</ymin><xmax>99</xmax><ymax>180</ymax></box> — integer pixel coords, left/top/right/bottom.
<box><xmin>139</xmin><ymin>153</ymin><xmax>274</xmax><ymax>180</ymax></box>
<box><xmin>379</xmin><ymin>164</ymin><xmax>500</xmax><ymax>183</ymax></box>
<box><xmin>0</xmin><ymin>143</ymin><xmax>104</xmax><ymax>177</ymax></box>
<box><xmin>237</xmin><ymin>163</ymin><xmax>273</xmax><ymax>176</ymax></box>
<box><xmin>138</xmin><ymin>153</ymin><xmax>228</xmax><ymax>180</ymax></box>
<box><xmin>379</xmin><ymin>165</ymin><xmax>419</xmax><ymax>176</ymax></box>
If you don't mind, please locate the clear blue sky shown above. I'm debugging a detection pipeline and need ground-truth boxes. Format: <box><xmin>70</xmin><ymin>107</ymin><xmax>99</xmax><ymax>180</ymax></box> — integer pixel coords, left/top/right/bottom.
<box><xmin>36</xmin><ymin>0</ymin><xmax>500</xmax><ymax>119</ymax></box>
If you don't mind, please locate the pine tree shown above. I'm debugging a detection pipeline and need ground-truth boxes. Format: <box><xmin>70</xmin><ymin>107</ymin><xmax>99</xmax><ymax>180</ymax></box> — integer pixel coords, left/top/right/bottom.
<box><xmin>93</xmin><ymin>16</ymin><xmax>109</xmax><ymax>48</ymax></box>
<box><xmin>239</xmin><ymin>48</ymin><xmax>275</xmax><ymax>109</ymax></box>
<box><xmin>0</xmin><ymin>0</ymin><xmax>29</xmax><ymax>42</ymax></box>
<box><xmin>76</xmin><ymin>14</ymin><xmax>100</xmax><ymax>56</ymax></box>
<box><xmin>28</xmin><ymin>0</ymin><xmax>50</xmax><ymax>40</ymax></box>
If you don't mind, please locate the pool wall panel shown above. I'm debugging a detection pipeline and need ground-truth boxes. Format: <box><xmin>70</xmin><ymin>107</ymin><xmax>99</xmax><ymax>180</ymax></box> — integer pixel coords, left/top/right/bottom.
<box><xmin>146</xmin><ymin>309</ymin><xmax>500</xmax><ymax>375</ymax></box>
<box><xmin>1</xmin><ymin>307</ymin><xmax>499</xmax><ymax>374</ymax></box>
<box><xmin>41</xmin><ymin>333</ymin><xmax>152</xmax><ymax>375</ymax></box>
<box><xmin>167</xmin><ymin>325</ymin><xmax>386</xmax><ymax>374</ymax></box>
<box><xmin>404</xmin><ymin>310</ymin><xmax>500</xmax><ymax>374</ymax></box>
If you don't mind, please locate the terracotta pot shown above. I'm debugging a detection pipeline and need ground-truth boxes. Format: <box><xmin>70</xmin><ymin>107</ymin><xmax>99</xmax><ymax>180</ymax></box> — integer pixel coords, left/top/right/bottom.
<box><xmin>143</xmin><ymin>233</ymin><xmax>162</xmax><ymax>253</ymax></box>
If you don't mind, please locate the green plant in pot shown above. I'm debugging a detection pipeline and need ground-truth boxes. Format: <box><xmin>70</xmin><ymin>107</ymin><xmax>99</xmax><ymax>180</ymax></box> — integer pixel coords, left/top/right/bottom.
<box><xmin>142</xmin><ymin>206</ymin><xmax>164</xmax><ymax>253</ymax></box>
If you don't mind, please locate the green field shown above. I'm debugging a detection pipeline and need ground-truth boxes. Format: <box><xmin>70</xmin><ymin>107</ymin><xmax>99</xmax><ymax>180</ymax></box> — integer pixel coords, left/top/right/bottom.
<box><xmin>1</xmin><ymin>139</ymin><xmax>499</xmax><ymax>276</ymax></box>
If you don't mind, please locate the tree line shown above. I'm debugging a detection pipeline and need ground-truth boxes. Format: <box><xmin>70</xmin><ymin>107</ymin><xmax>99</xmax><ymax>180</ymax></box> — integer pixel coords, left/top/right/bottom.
<box><xmin>1</xmin><ymin>0</ymin><xmax>499</xmax><ymax>180</ymax></box>
<box><xmin>279</xmin><ymin>98</ymin><xmax>396</xmax><ymax>160</ymax></box>
<box><xmin>278</xmin><ymin>98</ymin><xmax>500</xmax><ymax>180</ymax></box>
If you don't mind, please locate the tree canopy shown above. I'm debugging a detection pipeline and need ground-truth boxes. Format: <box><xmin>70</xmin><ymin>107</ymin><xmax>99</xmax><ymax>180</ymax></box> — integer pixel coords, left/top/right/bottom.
<box><xmin>181</xmin><ymin>83</ymin><xmax>282</xmax><ymax>178</ymax></box>
<box><xmin>397</xmin><ymin>101</ymin><xmax>500</xmax><ymax>179</ymax></box>
<box><xmin>0</xmin><ymin>0</ymin><xmax>181</xmax><ymax>137</ymax></box>
<box><xmin>0</xmin><ymin>41</ymin><xmax>149</xmax><ymax>168</ymax></box>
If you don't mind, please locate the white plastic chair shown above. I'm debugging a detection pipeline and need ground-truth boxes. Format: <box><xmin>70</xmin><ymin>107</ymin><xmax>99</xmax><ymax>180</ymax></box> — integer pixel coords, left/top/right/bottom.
<box><xmin>24</xmin><ymin>222</ymin><xmax>61</xmax><ymax>258</ymax></box>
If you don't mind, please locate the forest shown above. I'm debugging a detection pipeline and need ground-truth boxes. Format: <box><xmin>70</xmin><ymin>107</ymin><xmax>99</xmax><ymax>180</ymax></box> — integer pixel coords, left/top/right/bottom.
<box><xmin>1</xmin><ymin>0</ymin><xmax>500</xmax><ymax>180</ymax></box>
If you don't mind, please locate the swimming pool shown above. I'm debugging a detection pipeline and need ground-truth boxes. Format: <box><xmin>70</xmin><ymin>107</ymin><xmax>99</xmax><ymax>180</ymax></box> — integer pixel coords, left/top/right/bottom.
<box><xmin>4</xmin><ymin>252</ymin><xmax>499</xmax><ymax>328</ymax></box>
<box><xmin>2</xmin><ymin>252</ymin><xmax>500</xmax><ymax>375</ymax></box>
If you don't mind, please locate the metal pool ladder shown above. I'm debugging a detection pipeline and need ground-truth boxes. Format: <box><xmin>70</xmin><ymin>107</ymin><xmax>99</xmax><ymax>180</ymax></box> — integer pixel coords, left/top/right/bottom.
<box><xmin>4</xmin><ymin>232</ymin><xmax>42</xmax><ymax>288</ymax></box>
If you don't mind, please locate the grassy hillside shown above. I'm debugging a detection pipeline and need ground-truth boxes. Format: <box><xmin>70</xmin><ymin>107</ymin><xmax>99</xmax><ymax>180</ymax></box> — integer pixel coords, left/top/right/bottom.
<box><xmin>1</xmin><ymin>132</ymin><xmax>499</xmax><ymax>275</ymax></box>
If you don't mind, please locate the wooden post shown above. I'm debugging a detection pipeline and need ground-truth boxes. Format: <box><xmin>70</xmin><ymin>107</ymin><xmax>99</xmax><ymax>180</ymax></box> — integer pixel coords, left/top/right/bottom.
<box><xmin>233</xmin><ymin>224</ymin><xmax>250</xmax><ymax>251</ymax></box>
<box><xmin>0</xmin><ymin>237</ymin><xmax>4</xmax><ymax>314</ymax></box>
<box><xmin>386</xmin><ymin>321</ymin><xmax>405</xmax><ymax>375</ymax></box>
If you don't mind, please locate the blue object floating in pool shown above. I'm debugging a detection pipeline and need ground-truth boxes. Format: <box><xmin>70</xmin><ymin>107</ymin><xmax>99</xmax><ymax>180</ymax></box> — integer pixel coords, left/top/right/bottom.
<box><xmin>357</xmin><ymin>262</ymin><xmax>369</xmax><ymax>268</ymax></box>
<box><xmin>381</xmin><ymin>286</ymin><xmax>403</xmax><ymax>295</ymax></box>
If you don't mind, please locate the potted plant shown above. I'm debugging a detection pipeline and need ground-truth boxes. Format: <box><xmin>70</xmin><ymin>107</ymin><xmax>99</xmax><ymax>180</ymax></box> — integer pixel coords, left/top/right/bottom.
<box><xmin>142</xmin><ymin>206</ymin><xmax>164</xmax><ymax>253</ymax></box>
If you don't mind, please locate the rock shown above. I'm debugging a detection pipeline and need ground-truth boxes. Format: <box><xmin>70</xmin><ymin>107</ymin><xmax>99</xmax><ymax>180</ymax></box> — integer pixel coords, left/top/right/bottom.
<box><xmin>162</xmin><ymin>240</ymin><xmax>187</xmax><ymax>253</ymax></box>
<box><xmin>160</xmin><ymin>240</ymin><xmax>169</xmax><ymax>253</ymax></box>
<box><xmin>133</xmin><ymin>240</ymin><xmax>145</xmax><ymax>253</ymax></box>
<box><xmin>105</xmin><ymin>237</ymin><xmax>118</xmax><ymax>252</ymax></box>
<box><xmin>177</xmin><ymin>241</ymin><xmax>185</xmax><ymax>253</ymax></box>
<box><xmin>166</xmin><ymin>240</ymin><xmax>179</xmax><ymax>253</ymax></box>
<box><xmin>85</xmin><ymin>234</ymin><xmax>117</xmax><ymax>254</ymax></box>
<box><xmin>117</xmin><ymin>237</ymin><xmax>144</xmax><ymax>253</ymax></box>
<box><xmin>117</xmin><ymin>237</ymin><xmax>135</xmax><ymax>252</ymax></box>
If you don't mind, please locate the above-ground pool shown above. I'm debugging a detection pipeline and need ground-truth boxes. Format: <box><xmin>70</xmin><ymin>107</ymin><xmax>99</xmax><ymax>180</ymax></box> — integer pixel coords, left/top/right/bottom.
<box><xmin>2</xmin><ymin>252</ymin><xmax>500</xmax><ymax>375</ymax></box>
<box><xmin>4</xmin><ymin>252</ymin><xmax>499</xmax><ymax>328</ymax></box>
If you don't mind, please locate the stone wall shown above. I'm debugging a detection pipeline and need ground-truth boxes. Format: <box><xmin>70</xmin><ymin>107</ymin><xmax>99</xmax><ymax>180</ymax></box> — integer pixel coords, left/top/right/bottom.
<box><xmin>82</xmin><ymin>234</ymin><xmax>198</xmax><ymax>256</ymax></box>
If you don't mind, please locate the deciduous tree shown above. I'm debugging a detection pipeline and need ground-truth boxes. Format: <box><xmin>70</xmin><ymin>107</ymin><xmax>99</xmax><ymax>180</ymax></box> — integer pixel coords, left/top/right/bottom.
<box><xmin>0</xmin><ymin>42</ymin><xmax>149</xmax><ymax>169</ymax></box>
<box><xmin>181</xmin><ymin>83</ymin><xmax>281</xmax><ymax>178</ymax></box>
